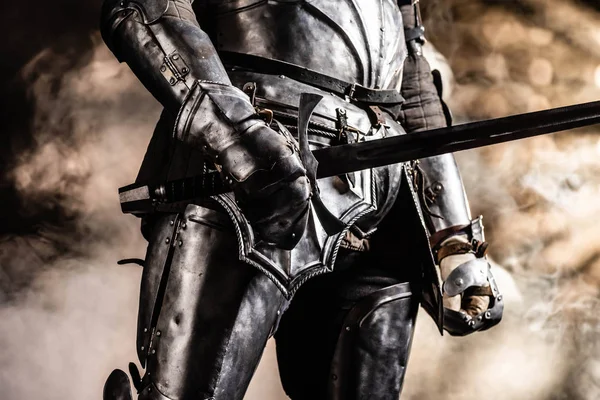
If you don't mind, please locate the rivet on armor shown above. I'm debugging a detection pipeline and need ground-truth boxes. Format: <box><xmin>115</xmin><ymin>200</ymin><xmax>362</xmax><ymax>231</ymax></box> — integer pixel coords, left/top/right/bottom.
<box><xmin>485</xmin><ymin>311</ymin><xmax>491</xmax><ymax>319</ymax></box>
<box><xmin>497</xmin><ymin>295</ymin><xmax>503</xmax><ymax>301</ymax></box>
<box><xmin>345</xmin><ymin>326</ymin><xmax>351</xmax><ymax>331</ymax></box>
<box><xmin>173</xmin><ymin>54</ymin><xmax>179</xmax><ymax>60</ymax></box>
<box><xmin>182</xmin><ymin>223</ymin><xmax>187</xmax><ymax>229</ymax></box>
<box><xmin>156</xmin><ymin>331</ymin><xmax>161</xmax><ymax>336</ymax></box>
<box><xmin>277</xmin><ymin>310</ymin><xmax>281</xmax><ymax>315</ymax></box>
<box><xmin>170</xmin><ymin>220</ymin><xmax>174</xmax><ymax>225</ymax></box>
<box><xmin>178</xmin><ymin>240</ymin><xmax>183</xmax><ymax>247</ymax></box>
<box><xmin>462</xmin><ymin>314</ymin><xmax>469</xmax><ymax>321</ymax></box>
<box><xmin>143</xmin><ymin>328</ymin><xmax>148</xmax><ymax>333</ymax></box>
<box><xmin>165</xmin><ymin>238</ymin><xmax>170</xmax><ymax>244</ymax></box>
<box><xmin>455</xmin><ymin>278</ymin><xmax>464</xmax><ymax>286</ymax></box>
<box><xmin>433</xmin><ymin>182</ymin><xmax>443</xmax><ymax>192</ymax></box>
<box><xmin>160</xmin><ymin>65</ymin><xmax>166</xmax><ymax>72</ymax></box>
<box><xmin>182</xmin><ymin>67</ymin><xmax>188</xmax><ymax>73</ymax></box>
<box><xmin>169</xmin><ymin>77</ymin><xmax>176</xmax><ymax>85</ymax></box>
<box><xmin>120</xmin><ymin>1</ymin><xmax>124</xmax><ymax>5</ymax></box>
<box><xmin>152</xmin><ymin>349</ymin><xmax>156</xmax><ymax>354</ymax></box>
<box><xmin>279</xmin><ymin>75</ymin><xmax>285</xmax><ymax>79</ymax></box>
<box><xmin>141</xmin><ymin>346</ymin><xmax>145</xmax><ymax>351</ymax></box>
<box><xmin>332</xmin><ymin>374</ymin><xmax>338</xmax><ymax>381</ymax></box>
<box><xmin>478</xmin><ymin>316</ymin><xmax>482</xmax><ymax>321</ymax></box>
<box><xmin>469</xmin><ymin>320</ymin><xmax>476</xmax><ymax>327</ymax></box>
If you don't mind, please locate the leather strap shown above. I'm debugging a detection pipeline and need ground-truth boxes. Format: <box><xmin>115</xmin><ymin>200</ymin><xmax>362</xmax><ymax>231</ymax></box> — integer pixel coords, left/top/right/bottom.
<box><xmin>219</xmin><ymin>51</ymin><xmax>405</xmax><ymax>105</ymax></box>
<box><xmin>436</xmin><ymin>242</ymin><xmax>474</xmax><ymax>264</ymax></box>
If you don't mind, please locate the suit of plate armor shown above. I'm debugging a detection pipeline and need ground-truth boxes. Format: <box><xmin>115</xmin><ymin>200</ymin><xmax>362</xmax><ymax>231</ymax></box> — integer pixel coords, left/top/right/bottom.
<box><xmin>100</xmin><ymin>1</ymin><xmax>503</xmax><ymax>399</ymax></box>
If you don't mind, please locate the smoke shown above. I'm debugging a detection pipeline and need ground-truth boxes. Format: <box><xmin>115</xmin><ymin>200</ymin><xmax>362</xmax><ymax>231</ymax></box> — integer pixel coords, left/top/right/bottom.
<box><xmin>0</xmin><ymin>0</ymin><xmax>598</xmax><ymax>399</ymax></box>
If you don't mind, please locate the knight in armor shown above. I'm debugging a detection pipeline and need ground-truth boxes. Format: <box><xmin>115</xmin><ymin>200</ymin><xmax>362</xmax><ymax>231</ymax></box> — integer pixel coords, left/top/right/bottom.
<box><xmin>100</xmin><ymin>1</ymin><xmax>503</xmax><ymax>399</ymax></box>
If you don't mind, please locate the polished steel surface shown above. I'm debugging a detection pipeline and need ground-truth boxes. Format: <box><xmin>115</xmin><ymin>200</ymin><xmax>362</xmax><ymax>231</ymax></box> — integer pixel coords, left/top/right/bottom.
<box><xmin>197</xmin><ymin>0</ymin><xmax>407</xmax><ymax>90</ymax></box>
<box><xmin>328</xmin><ymin>282</ymin><xmax>418</xmax><ymax>400</ymax></box>
<box><xmin>138</xmin><ymin>204</ymin><xmax>285</xmax><ymax>399</ymax></box>
<box><xmin>100</xmin><ymin>0</ymin><xmax>488</xmax><ymax>397</ymax></box>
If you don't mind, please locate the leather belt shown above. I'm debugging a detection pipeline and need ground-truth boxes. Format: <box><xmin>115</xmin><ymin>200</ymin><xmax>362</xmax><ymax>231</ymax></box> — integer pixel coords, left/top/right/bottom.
<box><xmin>219</xmin><ymin>51</ymin><xmax>405</xmax><ymax>105</ymax></box>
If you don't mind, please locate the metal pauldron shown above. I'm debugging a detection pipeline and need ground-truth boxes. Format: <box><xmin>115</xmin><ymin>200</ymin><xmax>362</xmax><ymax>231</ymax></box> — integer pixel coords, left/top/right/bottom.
<box><xmin>442</xmin><ymin>257</ymin><xmax>503</xmax><ymax>336</ymax></box>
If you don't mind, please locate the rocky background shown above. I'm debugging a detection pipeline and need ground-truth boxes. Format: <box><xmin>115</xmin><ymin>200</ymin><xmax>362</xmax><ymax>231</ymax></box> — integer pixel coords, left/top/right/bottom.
<box><xmin>0</xmin><ymin>0</ymin><xmax>599</xmax><ymax>399</ymax></box>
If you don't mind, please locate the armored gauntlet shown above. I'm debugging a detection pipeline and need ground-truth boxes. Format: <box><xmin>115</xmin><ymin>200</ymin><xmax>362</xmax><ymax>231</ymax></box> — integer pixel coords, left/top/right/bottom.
<box><xmin>101</xmin><ymin>0</ymin><xmax>311</xmax><ymax>248</ymax></box>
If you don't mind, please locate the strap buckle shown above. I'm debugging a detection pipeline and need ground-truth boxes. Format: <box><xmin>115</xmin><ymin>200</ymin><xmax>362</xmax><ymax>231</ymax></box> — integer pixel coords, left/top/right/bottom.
<box><xmin>346</xmin><ymin>83</ymin><xmax>357</xmax><ymax>101</ymax></box>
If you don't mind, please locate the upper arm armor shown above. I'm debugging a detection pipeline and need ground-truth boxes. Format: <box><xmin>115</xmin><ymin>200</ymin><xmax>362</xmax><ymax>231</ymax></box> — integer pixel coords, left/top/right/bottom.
<box><xmin>101</xmin><ymin>0</ymin><xmax>169</xmax><ymax>60</ymax></box>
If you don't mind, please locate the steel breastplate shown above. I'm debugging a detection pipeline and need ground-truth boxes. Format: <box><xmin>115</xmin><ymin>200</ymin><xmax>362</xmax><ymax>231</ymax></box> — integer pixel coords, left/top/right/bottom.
<box><xmin>195</xmin><ymin>0</ymin><xmax>407</xmax><ymax>90</ymax></box>
<box><xmin>202</xmin><ymin>71</ymin><xmax>408</xmax><ymax>299</ymax></box>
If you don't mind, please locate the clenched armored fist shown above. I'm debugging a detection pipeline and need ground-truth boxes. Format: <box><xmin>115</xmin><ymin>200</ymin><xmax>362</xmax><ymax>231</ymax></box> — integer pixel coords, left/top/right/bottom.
<box><xmin>218</xmin><ymin>122</ymin><xmax>312</xmax><ymax>250</ymax></box>
<box><xmin>440</xmin><ymin>252</ymin><xmax>490</xmax><ymax>317</ymax></box>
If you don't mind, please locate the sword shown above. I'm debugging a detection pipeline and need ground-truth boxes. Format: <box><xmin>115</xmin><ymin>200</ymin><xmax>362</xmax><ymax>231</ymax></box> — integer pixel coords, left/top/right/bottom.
<box><xmin>119</xmin><ymin>99</ymin><xmax>600</xmax><ymax>214</ymax></box>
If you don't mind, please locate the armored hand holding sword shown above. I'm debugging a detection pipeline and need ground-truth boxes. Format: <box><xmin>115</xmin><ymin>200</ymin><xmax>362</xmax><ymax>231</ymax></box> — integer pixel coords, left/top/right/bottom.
<box><xmin>98</xmin><ymin>0</ymin><xmax>600</xmax><ymax>398</ymax></box>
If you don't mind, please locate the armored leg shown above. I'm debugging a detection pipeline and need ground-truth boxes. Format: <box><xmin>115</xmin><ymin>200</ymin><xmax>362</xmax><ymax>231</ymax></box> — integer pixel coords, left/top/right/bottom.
<box><xmin>105</xmin><ymin>203</ymin><xmax>286</xmax><ymax>400</ymax></box>
<box><xmin>275</xmin><ymin>249</ymin><xmax>420</xmax><ymax>400</ymax></box>
<box><xmin>327</xmin><ymin>282</ymin><xmax>418</xmax><ymax>400</ymax></box>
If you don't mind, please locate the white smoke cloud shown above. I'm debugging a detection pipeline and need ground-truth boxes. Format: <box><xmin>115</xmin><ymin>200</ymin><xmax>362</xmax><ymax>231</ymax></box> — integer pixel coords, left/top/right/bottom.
<box><xmin>2</xmin><ymin>3</ymin><xmax>600</xmax><ymax>396</ymax></box>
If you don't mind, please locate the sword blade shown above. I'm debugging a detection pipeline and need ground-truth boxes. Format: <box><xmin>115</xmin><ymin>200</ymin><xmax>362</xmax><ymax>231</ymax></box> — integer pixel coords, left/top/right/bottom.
<box><xmin>314</xmin><ymin>100</ymin><xmax>600</xmax><ymax>178</ymax></box>
<box><xmin>119</xmin><ymin>100</ymin><xmax>600</xmax><ymax>214</ymax></box>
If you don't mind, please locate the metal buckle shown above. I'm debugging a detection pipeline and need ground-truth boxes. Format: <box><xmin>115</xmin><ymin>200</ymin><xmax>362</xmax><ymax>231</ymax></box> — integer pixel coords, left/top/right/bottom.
<box><xmin>346</xmin><ymin>83</ymin><xmax>357</xmax><ymax>101</ymax></box>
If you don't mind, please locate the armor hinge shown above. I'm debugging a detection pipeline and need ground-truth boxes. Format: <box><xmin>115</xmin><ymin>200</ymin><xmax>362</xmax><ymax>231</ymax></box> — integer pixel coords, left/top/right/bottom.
<box><xmin>160</xmin><ymin>52</ymin><xmax>190</xmax><ymax>86</ymax></box>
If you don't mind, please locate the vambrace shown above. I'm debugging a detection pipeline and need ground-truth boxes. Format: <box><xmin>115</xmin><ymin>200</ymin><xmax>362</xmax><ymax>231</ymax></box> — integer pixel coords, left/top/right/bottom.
<box><xmin>398</xmin><ymin>0</ymin><xmax>474</xmax><ymax>249</ymax></box>
<box><xmin>397</xmin><ymin>2</ymin><xmax>504</xmax><ymax>334</ymax></box>
<box><xmin>100</xmin><ymin>0</ymin><xmax>229</xmax><ymax>106</ymax></box>
<box><xmin>100</xmin><ymin>0</ymin><xmax>311</xmax><ymax>248</ymax></box>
